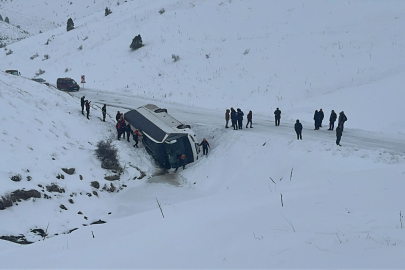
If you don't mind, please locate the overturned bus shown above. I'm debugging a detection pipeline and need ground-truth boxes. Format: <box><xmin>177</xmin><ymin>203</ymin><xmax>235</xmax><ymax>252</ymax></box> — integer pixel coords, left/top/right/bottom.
<box><xmin>124</xmin><ymin>104</ymin><xmax>201</xmax><ymax>169</ymax></box>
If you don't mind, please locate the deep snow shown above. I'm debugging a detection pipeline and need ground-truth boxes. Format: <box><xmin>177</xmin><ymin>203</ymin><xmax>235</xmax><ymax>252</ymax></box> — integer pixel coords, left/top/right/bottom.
<box><xmin>0</xmin><ymin>0</ymin><xmax>405</xmax><ymax>268</ymax></box>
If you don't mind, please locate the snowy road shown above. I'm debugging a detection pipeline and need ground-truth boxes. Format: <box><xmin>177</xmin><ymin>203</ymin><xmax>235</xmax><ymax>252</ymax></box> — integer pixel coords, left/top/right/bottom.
<box><xmin>71</xmin><ymin>88</ymin><xmax>405</xmax><ymax>157</ymax></box>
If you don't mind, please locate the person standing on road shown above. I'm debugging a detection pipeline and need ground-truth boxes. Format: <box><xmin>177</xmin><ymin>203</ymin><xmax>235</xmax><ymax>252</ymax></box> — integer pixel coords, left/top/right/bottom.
<box><xmin>274</xmin><ymin>108</ymin><xmax>281</xmax><ymax>126</ymax></box>
<box><xmin>199</xmin><ymin>138</ymin><xmax>210</xmax><ymax>156</ymax></box>
<box><xmin>328</xmin><ymin>110</ymin><xmax>337</xmax><ymax>130</ymax></box>
<box><xmin>102</xmin><ymin>104</ymin><xmax>107</xmax><ymax>122</ymax></box>
<box><xmin>85</xmin><ymin>100</ymin><xmax>91</xmax><ymax>119</ymax></box>
<box><xmin>80</xmin><ymin>96</ymin><xmax>85</xmax><ymax>115</ymax></box>
<box><xmin>294</xmin><ymin>119</ymin><xmax>303</xmax><ymax>140</ymax></box>
<box><xmin>237</xmin><ymin>108</ymin><xmax>244</xmax><ymax>129</ymax></box>
<box><xmin>319</xmin><ymin>109</ymin><xmax>324</xmax><ymax>127</ymax></box>
<box><xmin>336</xmin><ymin>124</ymin><xmax>343</xmax><ymax>146</ymax></box>
<box><xmin>126</xmin><ymin>124</ymin><xmax>132</xmax><ymax>142</ymax></box>
<box><xmin>133</xmin><ymin>129</ymin><xmax>142</xmax><ymax>148</ymax></box>
<box><xmin>246</xmin><ymin>110</ymin><xmax>253</xmax><ymax>128</ymax></box>
<box><xmin>338</xmin><ymin>111</ymin><xmax>348</xmax><ymax>131</ymax></box>
<box><xmin>314</xmin><ymin>110</ymin><xmax>320</xmax><ymax>130</ymax></box>
<box><xmin>225</xmin><ymin>109</ymin><xmax>230</xmax><ymax>128</ymax></box>
<box><xmin>231</xmin><ymin>108</ymin><xmax>237</xmax><ymax>130</ymax></box>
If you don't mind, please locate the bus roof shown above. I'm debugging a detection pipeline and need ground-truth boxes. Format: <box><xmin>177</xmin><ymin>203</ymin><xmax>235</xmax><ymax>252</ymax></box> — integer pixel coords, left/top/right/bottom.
<box><xmin>124</xmin><ymin>104</ymin><xmax>190</xmax><ymax>143</ymax></box>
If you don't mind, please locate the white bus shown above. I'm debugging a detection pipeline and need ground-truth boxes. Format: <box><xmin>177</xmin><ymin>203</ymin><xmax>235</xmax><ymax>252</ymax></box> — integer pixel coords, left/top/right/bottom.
<box><xmin>124</xmin><ymin>104</ymin><xmax>201</xmax><ymax>169</ymax></box>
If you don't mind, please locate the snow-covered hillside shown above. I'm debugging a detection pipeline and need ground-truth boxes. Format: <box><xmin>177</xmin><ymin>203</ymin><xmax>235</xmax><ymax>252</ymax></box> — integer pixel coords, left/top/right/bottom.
<box><xmin>0</xmin><ymin>0</ymin><xmax>405</xmax><ymax>268</ymax></box>
<box><xmin>1</xmin><ymin>0</ymin><xmax>405</xmax><ymax>134</ymax></box>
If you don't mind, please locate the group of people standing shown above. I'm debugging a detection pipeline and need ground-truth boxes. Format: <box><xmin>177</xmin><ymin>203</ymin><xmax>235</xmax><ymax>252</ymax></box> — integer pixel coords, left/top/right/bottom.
<box><xmin>225</xmin><ymin>108</ymin><xmax>253</xmax><ymax>130</ymax></box>
<box><xmin>225</xmin><ymin>107</ymin><xmax>282</xmax><ymax>130</ymax></box>
<box><xmin>225</xmin><ymin>106</ymin><xmax>348</xmax><ymax>146</ymax></box>
<box><xmin>313</xmin><ymin>109</ymin><xmax>347</xmax><ymax>146</ymax></box>
<box><xmin>80</xmin><ymin>96</ymin><xmax>92</xmax><ymax>120</ymax></box>
<box><xmin>293</xmin><ymin>109</ymin><xmax>348</xmax><ymax>145</ymax></box>
<box><xmin>115</xmin><ymin>111</ymin><xmax>142</xmax><ymax>148</ymax></box>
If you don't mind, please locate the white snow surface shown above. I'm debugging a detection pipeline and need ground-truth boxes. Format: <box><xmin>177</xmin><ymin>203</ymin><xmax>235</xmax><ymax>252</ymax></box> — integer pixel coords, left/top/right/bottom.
<box><xmin>0</xmin><ymin>0</ymin><xmax>405</xmax><ymax>268</ymax></box>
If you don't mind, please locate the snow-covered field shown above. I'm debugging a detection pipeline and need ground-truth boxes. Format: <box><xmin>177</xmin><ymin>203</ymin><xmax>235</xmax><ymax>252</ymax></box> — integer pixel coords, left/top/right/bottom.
<box><xmin>0</xmin><ymin>0</ymin><xmax>405</xmax><ymax>268</ymax></box>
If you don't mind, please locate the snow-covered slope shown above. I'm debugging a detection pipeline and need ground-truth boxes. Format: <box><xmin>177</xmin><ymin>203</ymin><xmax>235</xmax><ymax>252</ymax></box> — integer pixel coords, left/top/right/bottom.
<box><xmin>1</xmin><ymin>0</ymin><xmax>405</xmax><ymax>134</ymax></box>
<box><xmin>0</xmin><ymin>20</ymin><xmax>31</xmax><ymax>47</ymax></box>
<box><xmin>0</xmin><ymin>72</ymin><xmax>155</xmax><ymax>243</ymax></box>
<box><xmin>0</xmin><ymin>0</ymin><xmax>405</xmax><ymax>268</ymax></box>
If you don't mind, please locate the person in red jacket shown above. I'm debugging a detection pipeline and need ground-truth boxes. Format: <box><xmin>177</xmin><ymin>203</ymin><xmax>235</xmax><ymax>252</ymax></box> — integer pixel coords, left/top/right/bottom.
<box><xmin>132</xmin><ymin>129</ymin><xmax>142</xmax><ymax>148</ymax></box>
<box><xmin>116</xmin><ymin>121</ymin><xmax>122</xmax><ymax>140</ymax></box>
<box><xmin>85</xmin><ymin>100</ymin><xmax>91</xmax><ymax>119</ymax></box>
<box><xmin>175</xmin><ymin>153</ymin><xmax>186</xmax><ymax>172</ymax></box>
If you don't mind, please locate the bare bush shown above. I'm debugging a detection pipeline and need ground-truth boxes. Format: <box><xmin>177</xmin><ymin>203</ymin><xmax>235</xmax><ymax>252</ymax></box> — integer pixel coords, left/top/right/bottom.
<box><xmin>10</xmin><ymin>174</ymin><xmax>22</xmax><ymax>182</ymax></box>
<box><xmin>105</xmin><ymin>7</ymin><xmax>112</xmax><ymax>16</ymax></box>
<box><xmin>172</xmin><ymin>54</ymin><xmax>180</xmax><ymax>62</ymax></box>
<box><xmin>35</xmin><ymin>69</ymin><xmax>45</xmax><ymax>76</ymax></box>
<box><xmin>96</xmin><ymin>140</ymin><xmax>122</xmax><ymax>171</ymax></box>
<box><xmin>30</xmin><ymin>53</ymin><xmax>39</xmax><ymax>60</ymax></box>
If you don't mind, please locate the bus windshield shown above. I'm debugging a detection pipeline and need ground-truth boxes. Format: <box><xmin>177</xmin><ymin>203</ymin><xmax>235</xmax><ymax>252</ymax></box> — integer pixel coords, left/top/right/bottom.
<box><xmin>165</xmin><ymin>134</ymin><xmax>193</xmax><ymax>168</ymax></box>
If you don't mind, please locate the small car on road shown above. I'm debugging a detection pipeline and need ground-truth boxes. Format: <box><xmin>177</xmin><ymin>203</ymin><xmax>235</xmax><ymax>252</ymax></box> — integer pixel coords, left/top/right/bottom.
<box><xmin>32</xmin><ymin>78</ymin><xmax>49</xmax><ymax>86</ymax></box>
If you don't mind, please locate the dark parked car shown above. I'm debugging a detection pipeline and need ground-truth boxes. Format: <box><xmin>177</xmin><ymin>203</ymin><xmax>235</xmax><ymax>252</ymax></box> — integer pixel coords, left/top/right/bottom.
<box><xmin>57</xmin><ymin>77</ymin><xmax>80</xmax><ymax>91</ymax></box>
<box><xmin>32</xmin><ymin>78</ymin><xmax>49</xmax><ymax>86</ymax></box>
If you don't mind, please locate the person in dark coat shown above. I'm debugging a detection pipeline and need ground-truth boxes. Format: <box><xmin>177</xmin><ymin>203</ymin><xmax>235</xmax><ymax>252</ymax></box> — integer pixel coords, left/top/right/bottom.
<box><xmin>85</xmin><ymin>100</ymin><xmax>91</xmax><ymax>119</ymax></box>
<box><xmin>237</xmin><ymin>108</ymin><xmax>244</xmax><ymax>129</ymax></box>
<box><xmin>125</xmin><ymin>124</ymin><xmax>132</xmax><ymax>142</ymax></box>
<box><xmin>102</xmin><ymin>104</ymin><xmax>107</xmax><ymax>122</ymax></box>
<box><xmin>246</xmin><ymin>110</ymin><xmax>253</xmax><ymax>128</ymax></box>
<box><xmin>338</xmin><ymin>111</ymin><xmax>348</xmax><ymax>131</ymax></box>
<box><xmin>175</xmin><ymin>153</ymin><xmax>186</xmax><ymax>171</ymax></box>
<box><xmin>199</xmin><ymin>138</ymin><xmax>210</xmax><ymax>156</ymax></box>
<box><xmin>225</xmin><ymin>109</ymin><xmax>230</xmax><ymax>128</ymax></box>
<box><xmin>274</xmin><ymin>108</ymin><xmax>281</xmax><ymax>126</ymax></box>
<box><xmin>336</xmin><ymin>124</ymin><xmax>343</xmax><ymax>146</ymax></box>
<box><xmin>314</xmin><ymin>110</ymin><xmax>320</xmax><ymax>130</ymax></box>
<box><xmin>133</xmin><ymin>129</ymin><xmax>142</xmax><ymax>147</ymax></box>
<box><xmin>230</xmin><ymin>108</ymin><xmax>237</xmax><ymax>130</ymax></box>
<box><xmin>319</xmin><ymin>109</ymin><xmax>324</xmax><ymax>127</ymax></box>
<box><xmin>80</xmin><ymin>96</ymin><xmax>85</xmax><ymax>115</ymax></box>
<box><xmin>328</xmin><ymin>110</ymin><xmax>337</xmax><ymax>130</ymax></box>
<box><xmin>120</xmin><ymin>120</ymin><xmax>126</xmax><ymax>139</ymax></box>
<box><xmin>294</xmin><ymin>119</ymin><xmax>303</xmax><ymax>140</ymax></box>
<box><xmin>115</xmin><ymin>111</ymin><xmax>121</xmax><ymax>122</ymax></box>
